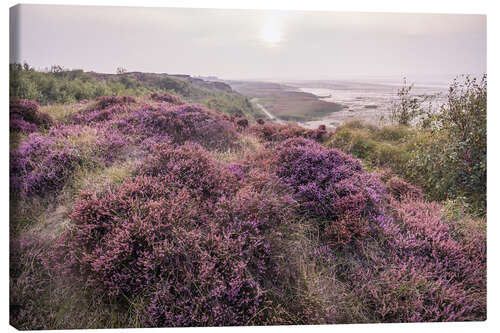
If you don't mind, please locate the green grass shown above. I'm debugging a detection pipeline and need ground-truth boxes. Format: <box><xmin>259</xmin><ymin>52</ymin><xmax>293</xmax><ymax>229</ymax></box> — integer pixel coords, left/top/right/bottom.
<box><xmin>327</xmin><ymin>120</ymin><xmax>413</xmax><ymax>174</ymax></box>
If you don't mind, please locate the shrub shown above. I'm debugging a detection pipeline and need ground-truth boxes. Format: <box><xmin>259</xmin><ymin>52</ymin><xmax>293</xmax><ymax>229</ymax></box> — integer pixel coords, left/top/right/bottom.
<box><xmin>343</xmin><ymin>197</ymin><xmax>486</xmax><ymax>322</ymax></box>
<box><xmin>390</xmin><ymin>78</ymin><xmax>435</xmax><ymax>126</ymax></box>
<box><xmin>250</xmin><ymin>123</ymin><xmax>328</xmax><ymax>144</ymax></box>
<box><xmin>409</xmin><ymin>75</ymin><xmax>487</xmax><ymax>214</ymax></box>
<box><xmin>94</xmin><ymin>95</ymin><xmax>136</xmax><ymax>110</ymax></box>
<box><xmin>121</xmin><ymin>104</ymin><xmax>238</xmax><ymax>150</ymax></box>
<box><xmin>235</xmin><ymin>117</ymin><xmax>249</xmax><ymax>128</ymax></box>
<box><xmin>150</xmin><ymin>92</ymin><xmax>184</xmax><ymax>105</ymax></box>
<box><xmin>11</xmin><ymin>124</ymin><xmax>131</xmax><ymax>198</ymax></box>
<box><xmin>323</xmin><ymin>213</ymin><xmax>369</xmax><ymax>247</ymax></box>
<box><xmin>11</xmin><ymin>133</ymin><xmax>82</xmax><ymax>196</ymax></box>
<box><xmin>71</xmin><ymin>104</ymin><xmax>128</xmax><ymax>124</ymax></box>
<box><xmin>139</xmin><ymin>143</ymin><xmax>240</xmax><ymax>201</ymax></box>
<box><xmin>228</xmin><ymin>162</ymin><xmax>248</xmax><ymax>181</ymax></box>
<box><xmin>10</xmin><ymin>118</ymin><xmax>38</xmax><ymax>133</ymax></box>
<box><xmin>386</xmin><ymin>176</ymin><xmax>422</xmax><ymax>201</ymax></box>
<box><xmin>51</xmin><ymin>142</ymin><xmax>296</xmax><ymax>327</ymax></box>
<box><xmin>275</xmin><ymin>137</ymin><xmax>387</xmax><ymax>245</ymax></box>
<box><xmin>10</xmin><ymin>99</ymin><xmax>53</xmax><ymax>133</ymax></box>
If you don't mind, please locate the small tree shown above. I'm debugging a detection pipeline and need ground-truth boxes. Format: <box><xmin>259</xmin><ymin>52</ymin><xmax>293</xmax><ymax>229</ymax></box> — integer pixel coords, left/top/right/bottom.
<box><xmin>50</xmin><ymin>65</ymin><xmax>65</xmax><ymax>73</ymax></box>
<box><xmin>116</xmin><ymin>67</ymin><xmax>127</xmax><ymax>74</ymax></box>
<box><xmin>391</xmin><ymin>78</ymin><xmax>436</xmax><ymax>126</ymax></box>
<box><xmin>409</xmin><ymin>74</ymin><xmax>487</xmax><ymax>215</ymax></box>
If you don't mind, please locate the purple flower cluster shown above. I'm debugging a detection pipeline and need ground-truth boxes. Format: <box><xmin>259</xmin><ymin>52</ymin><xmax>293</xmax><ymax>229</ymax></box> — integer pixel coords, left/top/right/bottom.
<box><xmin>119</xmin><ymin>104</ymin><xmax>238</xmax><ymax>150</ymax></box>
<box><xmin>11</xmin><ymin>133</ymin><xmax>82</xmax><ymax>196</ymax></box>
<box><xmin>10</xmin><ymin>118</ymin><xmax>38</xmax><ymax>133</ymax></box>
<box><xmin>346</xmin><ymin>197</ymin><xmax>486</xmax><ymax>322</ymax></box>
<box><xmin>150</xmin><ymin>92</ymin><xmax>184</xmax><ymax>105</ymax></box>
<box><xmin>52</xmin><ymin>142</ymin><xmax>296</xmax><ymax>327</ymax></box>
<box><xmin>11</xmin><ymin>124</ymin><xmax>131</xmax><ymax>197</ymax></box>
<box><xmin>94</xmin><ymin>95</ymin><xmax>136</xmax><ymax>109</ymax></box>
<box><xmin>386</xmin><ymin>175</ymin><xmax>423</xmax><ymax>201</ymax></box>
<box><xmin>275</xmin><ymin>137</ymin><xmax>387</xmax><ymax>245</ymax></box>
<box><xmin>71</xmin><ymin>104</ymin><xmax>127</xmax><ymax>124</ymax></box>
<box><xmin>10</xmin><ymin>99</ymin><xmax>53</xmax><ymax>133</ymax></box>
<box><xmin>228</xmin><ymin>162</ymin><xmax>248</xmax><ymax>181</ymax></box>
<box><xmin>250</xmin><ymin>123</ymin><xmax>331</xmax><ymax>143</ymax></box>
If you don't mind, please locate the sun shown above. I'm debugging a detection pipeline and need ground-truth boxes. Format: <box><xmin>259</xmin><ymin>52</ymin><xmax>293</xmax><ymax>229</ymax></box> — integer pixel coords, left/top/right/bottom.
<box><xmin>260</xmin><ymin>21</ymin><xmax>282</xmax><ymax>45</ymax></box>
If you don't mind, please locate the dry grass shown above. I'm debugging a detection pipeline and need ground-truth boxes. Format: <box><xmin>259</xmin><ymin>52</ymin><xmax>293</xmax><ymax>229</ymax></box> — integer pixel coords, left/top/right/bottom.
<box><xmin>40</xmin><ymin>103</ymin><xmax>87</xmax><ymax>122</ymax></box>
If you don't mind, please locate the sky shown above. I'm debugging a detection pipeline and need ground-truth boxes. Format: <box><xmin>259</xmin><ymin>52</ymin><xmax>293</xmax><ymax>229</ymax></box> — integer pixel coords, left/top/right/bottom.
<box><xmin>10</xmin><ymin>4</ymin><xmax>486</xmax><ymax>81</ymax></box>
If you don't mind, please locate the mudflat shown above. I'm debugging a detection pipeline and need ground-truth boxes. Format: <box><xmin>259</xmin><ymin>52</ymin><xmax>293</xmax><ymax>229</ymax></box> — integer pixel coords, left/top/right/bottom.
<box><xmin>227</xmin><ymin>80</ymin><xmax>343</xmax><ymax>122</ymax></box>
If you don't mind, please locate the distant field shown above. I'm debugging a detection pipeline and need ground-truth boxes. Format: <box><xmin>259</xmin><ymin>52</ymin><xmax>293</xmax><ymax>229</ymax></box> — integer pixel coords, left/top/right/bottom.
<box><xmin>228</xmin><ymin>80</ymin><xmax>343</xmax><ymax>122</ymax></box>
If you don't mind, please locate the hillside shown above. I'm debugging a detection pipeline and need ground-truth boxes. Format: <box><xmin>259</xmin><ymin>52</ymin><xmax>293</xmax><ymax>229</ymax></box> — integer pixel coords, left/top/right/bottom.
<box><xmin>9</xmin><ymin>69</ymin><xmax>486</xmax><ymax>329</ymax></box>
<box><xmin>9</xmin><ymin>64</ymin><xmax>267</xmax><ymax>121</ymax></box>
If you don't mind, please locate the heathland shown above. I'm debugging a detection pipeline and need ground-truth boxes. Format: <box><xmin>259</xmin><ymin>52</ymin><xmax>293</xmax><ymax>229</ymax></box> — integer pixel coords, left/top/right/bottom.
<box><xmin>10</xmin><ymin>64</ymin><xmax>486</xmax><ymax>329</ymax></box>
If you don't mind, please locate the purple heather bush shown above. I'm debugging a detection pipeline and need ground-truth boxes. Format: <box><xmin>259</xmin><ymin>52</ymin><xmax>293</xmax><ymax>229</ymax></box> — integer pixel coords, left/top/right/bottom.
<box><xmin>235</xmin><ymin>117</ymin><xmax>249</xmax><ymax>128</ymax></box>
<box><xmin>150</xmin><ymin>92</ymin><xmax>184</xmax><ymax>105</ymax></box>
<box><xmin>386</xmin><ymin>175</ymin><xmax>423</xmax><ymax>201</ymax></box>
<box><xmin>343</xmin><ymin>197</ymin><xmax>486</xmax><ymax>322</ymax></box>
<box><xmin>250</xmin><ymin>123</ymin><xmax>331</xmax><ymax>144</ymax></box>
<box><xmin>11</xmin><ymin>133</ymin><xmax>82</xmax><ymax>196</ymax></box>
<box><xmin>71</xmin><ymin>104</ymin><xmax>128</xmax><ymax>124</ymax></box>
<box><xmin>228</xmin><ymin>162</ymin><xmax>248</xmax><ymax>181</ymax></box>
<box><xmin>94</xmin><ymin>95</ymin><xmax>136</xmax><ymax>110</ymax></box>
<box><xmin>119</xmin><ymin>103</ymin><xmax>238</xmax><ymax>150</ymax></box>
<box><xmin>70</xmin><ymin>96</ymin><xmax>137</xmax><ymax>124</ymax></box>
<box><xmin>10</xmin><ymin>99</ymin><xmax>53</xmax><ymax>133</ymax></box>
<box><xmin>10</xmin><ymin>117</ymin><xmax>38</xmax><ymax>133</ymax></box>
<box><xmin>70</xmin><ymin>96</ymin><xmax>238</xmax><ymax>150</ymax></box>
<box><xmin>11</xmin><ymin>124</ymin><xmax>131</xmax><ymax>197</ymax></box>
<box><xmin>274</xmin><ymin>137</ymin><xmax>387</xmax><ymax>245</ymax></box>
<box><xmin>51</xmin><ymin>142</ymin><xmax>297</xmax><ymax>327</ymax></box>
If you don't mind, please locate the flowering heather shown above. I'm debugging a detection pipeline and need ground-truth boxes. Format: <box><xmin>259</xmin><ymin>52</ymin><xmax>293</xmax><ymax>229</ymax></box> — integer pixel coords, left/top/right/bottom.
<box><xmin>275</xmin><ymin>137</ymin><xmax>387</xmax><ymax>245</ymax></box>
<box><xmin>120</xmin><ymin>103</ymin><xmax>238</xmax><ymax>150</ymax></box>
<box><xmin>10</xmin><ymin>118</ymin><xmax>38</xmax><ymax>133</ymax></box>
<box><xmin>150</xmin><ymin>92</ymin><xmax>184</xmax><ymax>105</ymax></box>
<box><xmin>10</xmin><ymin>99</ymin><xmax>53</xmax><ymax>133</ymax></box>
<box><xmin>70</xmin><ymin>96</ymin><xmax>238</xmax><ymax>150</ymax></box>
<box><xmin>10</xmin><ymin>93</ymin><xmax>486</xmax><ymax>327</ymax></box>
<box><xmin>235</xmin><ymin>117</ymin><xmax>249</xmax><ymax>128</ymax></box>
<box><xmin>345</xmin><ymin>198</ymin><xmax>486</xmax><ymax>322</ymax></box>
<box><xmin>52</xmin><ymin>142</ymin><xmax>296</xmax><ymax>327</ymax></box>
<box><xmin>94</xmin><ymin>95</ymin><xmax>136</xmax><ymax>110</ymax></box>
<box><xmin>386</xmin><ymin>176</ymin><xmax>423</xmax><ymax>201</ymax></box>
<box><xmin>11</xmin><ymin>133</ymin><xmax>82</xmax><ymax>196</ymax></box>
<box><xmin>11</xmin><ymin>124</ymin><xmax>130</xmax><ymax>197</ymax></box>
<box><xmin>250</xmin><ymin>123</ymin><xmax>330</xmax><ymax>143</ymax></box>
<box><xmin>228</xmin><ymin>162</ymin><xmax>248</xmax><ymax>181</ymax></box>
<box><xmin>71</xmin><ymin>104</ymin><xmax>128</xmax><ymax>124</ymax></box>
<box><xmin>139</xmin><ymin>143</ymin><xmax>240</xmax><ymax>201</ymax></box>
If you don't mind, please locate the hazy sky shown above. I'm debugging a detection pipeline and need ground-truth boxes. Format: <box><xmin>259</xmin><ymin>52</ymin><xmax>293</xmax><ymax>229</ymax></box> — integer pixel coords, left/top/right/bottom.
<box><xmin>10</xmin><ymin>4</ymin><xmax>486</xmax><ymax>81</ymax></box>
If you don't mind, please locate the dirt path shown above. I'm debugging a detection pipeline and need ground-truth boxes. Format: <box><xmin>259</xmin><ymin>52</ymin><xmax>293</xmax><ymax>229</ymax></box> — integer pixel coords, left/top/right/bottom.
<box><xmin>251</xmin><ymin>98</ymin><xmax>285</xmax><ymax>124</ymax></box>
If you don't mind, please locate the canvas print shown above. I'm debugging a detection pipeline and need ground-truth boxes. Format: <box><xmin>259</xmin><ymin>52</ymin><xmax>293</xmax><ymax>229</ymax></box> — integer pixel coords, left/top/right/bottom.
<box><xmin>9</xmin><ymin>4</ymin><xmax>486</xmax><ymax>329</ymax></box>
